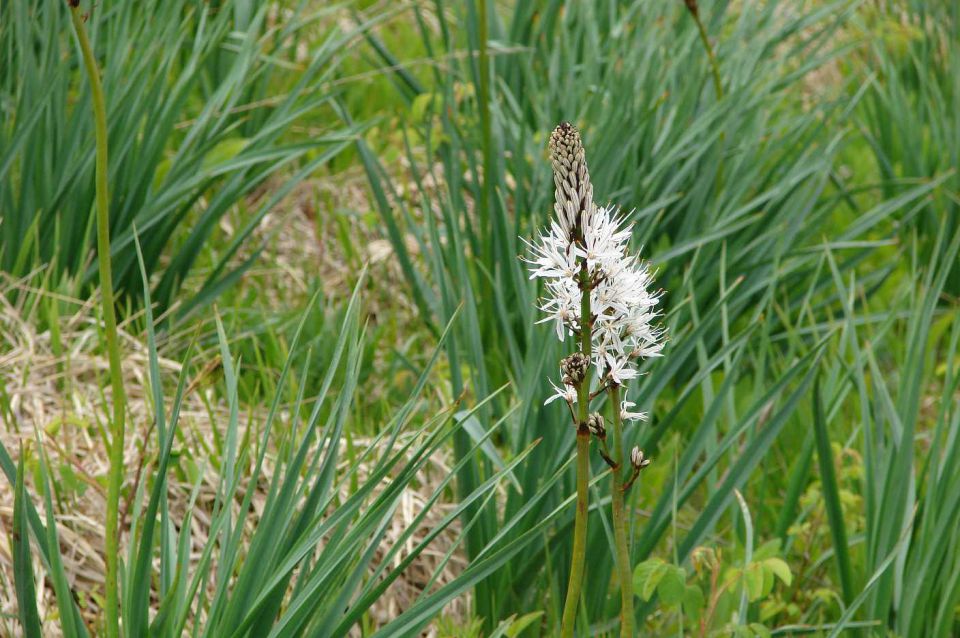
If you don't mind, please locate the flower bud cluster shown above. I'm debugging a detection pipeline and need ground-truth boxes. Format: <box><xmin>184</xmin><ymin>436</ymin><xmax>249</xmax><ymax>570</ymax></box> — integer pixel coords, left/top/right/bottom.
<box><xmin>561</xmin><ymin>352</ymin><xmax>589</xmax><ymax>386</ymax></box>
<box><xmin>622</xmin><ymin>446</ymin><xmax>653</xmax><ymax>492</ymax></box>
<box><xmin>630</xmin><ymin>447</ymin><xmax>651</xmax><ymax>470</ymax></box>
<box><xmin>586</xmin><ymin>413</ymin><xmax>606</xmax><ymax>439</ymax></box>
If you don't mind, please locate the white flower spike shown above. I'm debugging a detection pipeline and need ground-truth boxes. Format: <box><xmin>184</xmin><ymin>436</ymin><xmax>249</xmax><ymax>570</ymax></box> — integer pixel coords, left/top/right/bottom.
<box><xmin>525</xmin><ymin>123</ymin><xmax>664</xmax><ymax>386</ymax></box>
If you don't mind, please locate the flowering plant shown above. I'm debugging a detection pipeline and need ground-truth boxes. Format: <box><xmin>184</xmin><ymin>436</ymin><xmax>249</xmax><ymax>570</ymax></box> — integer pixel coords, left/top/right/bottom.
<box><xmin>525</xmin><ymin>122</ymin><xmax>665</xmax><ymax>637</ymax></box>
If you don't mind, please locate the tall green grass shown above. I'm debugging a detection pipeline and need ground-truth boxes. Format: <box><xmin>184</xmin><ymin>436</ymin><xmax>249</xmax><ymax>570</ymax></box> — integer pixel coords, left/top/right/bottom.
<box><xmin>2</xmin><ymin>259</ymin><xmax>557</xmax><ymax>635</ymax></box>
<box><xmin>351</xmin><ymin>0</ymin><xmax>960</xmax><ymax>632</ymax></box>
<box><xmin>855</xmin><ymin>0</ymin><xmax>960</xmax><ymax>294</ymax></box>
<box><xmin>65</xmin><ymin>4</ymin><xmax>126</xmax><ymax>634</ymax></box>
<box><xmin>0</xmin><ymin>0</ymin><xmax>365</xmax><ymax>315</ymax></box>
<box><xmin>4</xmin><ymin>0</ymin><xmax>960</xmax><ymax>634</ymax></box>
<box><xmin>817</xmin><ymin>226</ymin><xmax>960</xmax><ymax>636</ymax></box>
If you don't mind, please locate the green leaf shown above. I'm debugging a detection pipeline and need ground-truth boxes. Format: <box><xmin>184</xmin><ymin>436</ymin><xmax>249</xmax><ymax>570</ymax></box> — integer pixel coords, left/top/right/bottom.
<box><xmin>506</xmin><ymin>611</ymin><xmax>545</xmax><ymax>637</ymax></box>
<box><xmin>682</xmin><ymin>584</ymin><xmax>705</xmax><ymax>621</ymax></box>
<box><xmin>201</xmin><ymin>137</ymin><xmax>251</xmax><ymax>171</ymax></box>
<box><xmin>761</xmin><ymin>565</ymin><xmax>775</xmax><ymax>598</ymax></box>
<box><xmin>13</xmin><ymin>453</ymin><xmax>43</xmax><ymax>637</ymax></box>
<box><xmin>744</xmin><ymin>563</ymin><xmax>766</xmax><ymax>602</ymax></box>
<box><xmin>657</xmin><ymin>565</ymin><xmax>687</xmax><ymax>606</ymax></box>
<box><xmin>752</xmin><ymin>539</ymin><xmax>782</xmax><ymax>561</ymax></box>
<box><xmin>811</xmin><ymin>375</ymin><xmax>854</xmax><ymax>604</ymax></box>
<box><xmin>763</xmin><ymin>558</ymin><xmax>792</xmax><ymax>586</ymax></box>
<box><xmin>633</xmin><ymin>558</ymin><xmax>667</xmax><ymax>602</ymax></box>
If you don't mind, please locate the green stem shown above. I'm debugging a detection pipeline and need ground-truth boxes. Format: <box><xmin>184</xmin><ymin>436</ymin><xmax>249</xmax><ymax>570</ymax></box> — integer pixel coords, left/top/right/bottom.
<box><xmin>69</xmin><ymin>6</ymin><xmax>125</xmax><ymax>638</ymax></box>
<box><xmin>685</xmin><ymin>3</ymin><xmax>726</xmax><ymax>195</ymax></box>
<box><xmin>608</xmin><ymin>384</ymin><xmax>635</xmax><ymax>636</ymax></box>
<box><xmin>691</xmin><ymin>10</ymin><xmax>723</xmax><ymax>101</ymax></box>
<box><xmin>476</xmin><ymin>0</ymin><xmax>495</xmax><ymax>263</ymax></box>
<box><xmin>560</xmin><ymin>261</ymin><xmax>593</xmax><ymax>637</ymax></box>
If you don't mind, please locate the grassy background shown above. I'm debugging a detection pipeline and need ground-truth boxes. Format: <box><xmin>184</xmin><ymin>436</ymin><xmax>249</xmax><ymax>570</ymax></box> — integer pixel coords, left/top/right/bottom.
<box><xmin>2</xmin><ymin>0</ymin><xmax>959</xmax><ymax>636</ymax></box>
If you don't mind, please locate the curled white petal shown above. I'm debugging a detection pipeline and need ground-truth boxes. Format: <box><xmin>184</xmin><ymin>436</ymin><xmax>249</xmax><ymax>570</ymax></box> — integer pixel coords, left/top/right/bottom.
<box><xmin>620</xmin><ymin>400</ymin><xmax>648</xmax><ymax>422</ymax></box>
<box><xmin>544</xmin><ymin>380</ymin><xmax>578</xmax><ymax>406</ymax></box>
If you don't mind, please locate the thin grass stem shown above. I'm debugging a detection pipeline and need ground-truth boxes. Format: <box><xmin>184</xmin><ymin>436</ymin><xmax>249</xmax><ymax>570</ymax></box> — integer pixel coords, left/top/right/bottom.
<box><xmin>69</xmin><ymin>5</ymin><xmax>125</xmax><ymax>637</ymax></box>
<box><xmin>685</xmin><ymin>2</ymin><xmax>724</xmax><ymax>100</ymax></box>
<box><xmin>476</xmin><ymin>0</ymin><xmax>495</xmax><ymax>262</ymax></box>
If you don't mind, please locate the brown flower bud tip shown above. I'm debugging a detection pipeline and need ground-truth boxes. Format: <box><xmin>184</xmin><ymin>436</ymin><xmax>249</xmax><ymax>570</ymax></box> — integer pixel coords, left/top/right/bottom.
<box><xmin>587</xmin><ymin>413</ymin><xmax>606</xmax><ymax>439</ymax></box>
<box><xmin>561</xmin><ymin>352</ymin><xmax>589</xmax><ymax>385</ymax></box>
<box><xmin>549</xmin><ymin>123</ymin><xmax>586</xmax><ymax>181</ymax></box>
<box><xmin>547</xmin><ymin>121</ymin><xmax>595</xmax><ymax>242</ymax></box>
<box><xmin>630</xmin><ymin>446</ymin><xmax>651</xmax><ymax>470</ymax></box>
<box><xmin>549</xmin><ymin>122</ymin><xmax>581</xmax><ymax>158</ymax></box>
<box><xmin>684</xmin><ymin>0</ymin><xmax>699</xmax><ymax>17</ymax></box>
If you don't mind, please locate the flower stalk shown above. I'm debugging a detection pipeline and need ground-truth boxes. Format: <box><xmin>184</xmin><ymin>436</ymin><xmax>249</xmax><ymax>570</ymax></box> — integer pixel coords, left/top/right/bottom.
<box><xmin>561</xmin><ymin>259</ymin><xmax>593</xmax><ymax>638</ymax></box>
<box><xmin>543</xmin><ymin>122</ymin><xmax>598</xmax><ymax>638</ymax></box>
<box><xmin>683</xmin><ymin>0</ymin><xmax>724</xmax><ymax>100</ymax></box>
<box><xmin>608</xmin><ymin>383</ymin><xmax>635</xmax><ymax>636</ymax></box>
<box><xmin>68</xmin><ymin>4</ymin><xmax>126</xmax><ymax>637</ymax></box>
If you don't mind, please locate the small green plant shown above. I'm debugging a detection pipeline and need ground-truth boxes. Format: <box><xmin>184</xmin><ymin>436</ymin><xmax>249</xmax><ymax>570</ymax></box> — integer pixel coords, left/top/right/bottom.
<box><xmin>436</xmin><ymin>613</ymin><xmax>485</xmax><ymax>638</ymax></box>
<box><xmin>634</xmin><ymin>543</ymin><xmax>793</xmax><ymax>637</ymax></box>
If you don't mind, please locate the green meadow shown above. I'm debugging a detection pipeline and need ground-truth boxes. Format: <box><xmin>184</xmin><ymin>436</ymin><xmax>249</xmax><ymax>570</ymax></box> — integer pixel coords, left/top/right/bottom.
<box><xmin>1</xmin><ymin>1</ymin><xmax>959</xmax><ymax>636</ymax></box>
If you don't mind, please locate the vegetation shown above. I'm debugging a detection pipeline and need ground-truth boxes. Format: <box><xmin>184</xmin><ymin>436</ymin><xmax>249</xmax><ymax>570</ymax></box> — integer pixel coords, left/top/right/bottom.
<box><xmin>1</xmin><ymin>0</ymin><xmax>959</xmax><ymax>636</ymax></box>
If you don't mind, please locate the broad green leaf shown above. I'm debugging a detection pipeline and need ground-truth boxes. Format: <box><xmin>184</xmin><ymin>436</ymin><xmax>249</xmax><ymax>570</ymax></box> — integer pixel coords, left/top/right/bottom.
<box><xmin>763</xmin><ymin>558</ymin><xmax>792</xmax><ymax>586</ymax></box>
<box><xmin>657</xmin><ymin>565</ymin><xmax>687</xmax><ymax>606</ymax></box>
<box><xmin>744</xmin><ymin>563</ymin><xmax>766</xmax><ymax>602</ymax></box>
<box><xmin>633</xmin><ymin>558</ymin><xmax>668</xmax><ymax>602</ymax></box>
<box><xmin>682</xmin><ymin>585</ymin><xmax>705</xmax><ymax>621</ymax></box>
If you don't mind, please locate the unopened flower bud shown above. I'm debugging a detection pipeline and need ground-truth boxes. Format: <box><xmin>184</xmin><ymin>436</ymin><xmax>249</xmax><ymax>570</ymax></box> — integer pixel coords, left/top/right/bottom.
<box><xmin>587</xmin><ymin>413</ymin><xmax>606</xmax><ymax>439</ymax></box>
<box><xmin>561</xmin><ymin>352</ymin><xmax>589</xmax><ymax>385</ymax></box>
<box><xmin>549</xmin><ymin>122</ymin><xmax>595</xmax><ymax>238</ymax></box>
<box><xmin>630</xmin><ymin>446</ymin><xmax>651</xmax><ymax>470</ymax></box>
<box><xmin>691</xmin><ymin>546</ymin><xmax>720</xmax><ymax>576</ymax></box>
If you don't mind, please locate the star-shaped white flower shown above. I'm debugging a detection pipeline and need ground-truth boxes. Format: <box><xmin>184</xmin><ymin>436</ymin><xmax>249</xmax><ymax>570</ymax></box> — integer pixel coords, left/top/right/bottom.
<box><xmin>606</xmin><ymin>354</ymin><xmax>639</xmax><ymax>385</ymax></box>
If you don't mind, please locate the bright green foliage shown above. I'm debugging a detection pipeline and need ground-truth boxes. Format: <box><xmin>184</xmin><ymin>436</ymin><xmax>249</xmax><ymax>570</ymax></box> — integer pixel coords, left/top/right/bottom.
<box><xmin>350</xmin><ymin>0</ymin><xmax>960</xmax><ymax>634</ymax></box>
<box><xmin>3</xmin><ymin>0</ymin><xmax>960</xmax><ymax>636</ymax></box>
<box><xmin>633</xmin><ymin>542</ymin><xmax>794</xmax><ymax>635</ymax></box>
<box><xmin>0</xmin><ymin>0</ymin><xmax>361</xmax><ymax>314</ymax></box>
